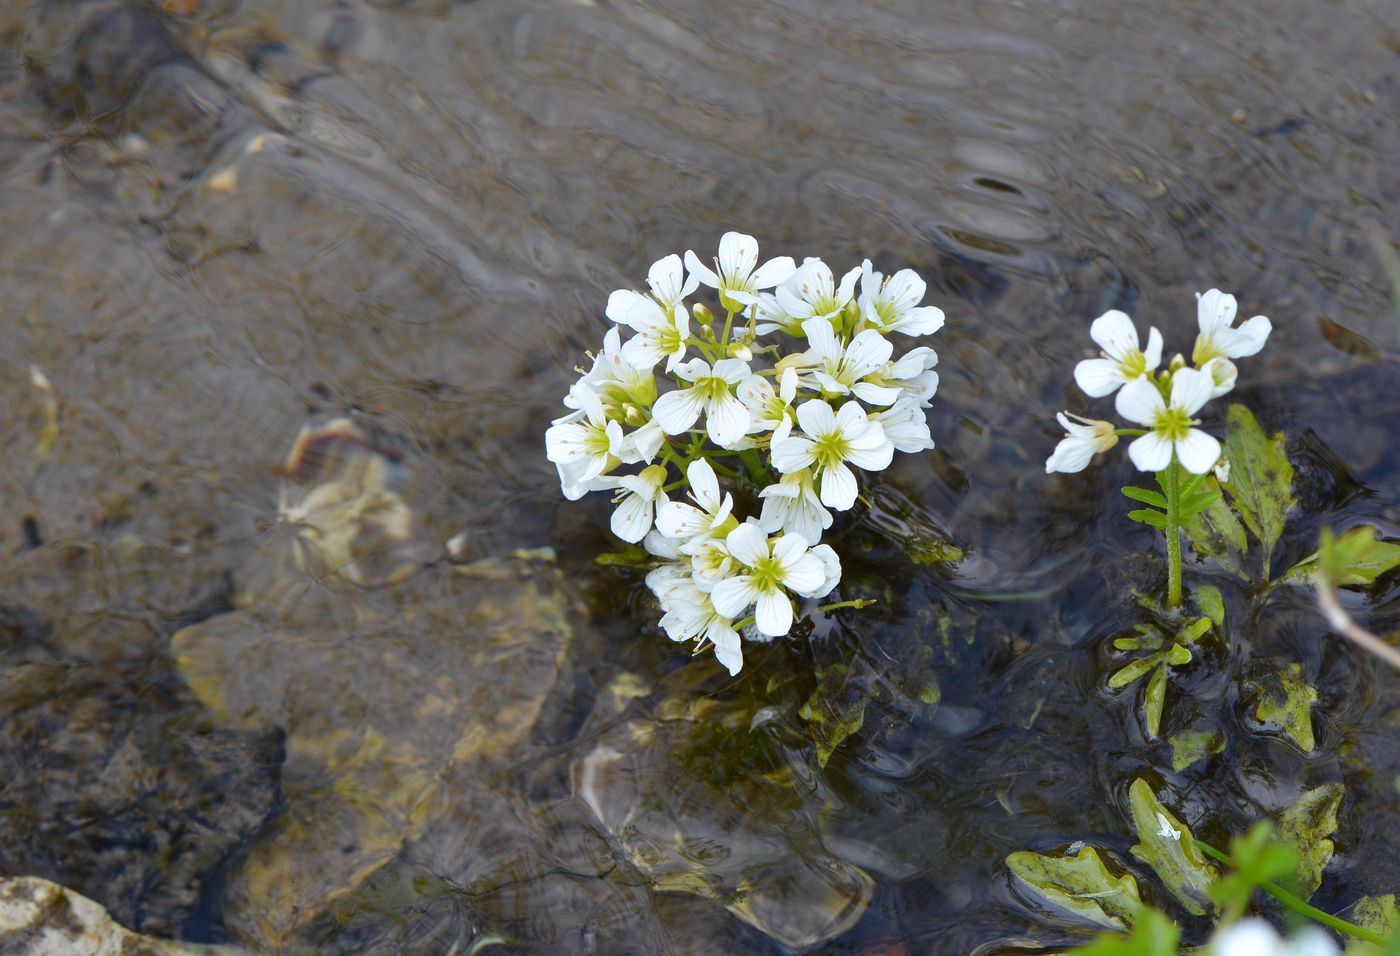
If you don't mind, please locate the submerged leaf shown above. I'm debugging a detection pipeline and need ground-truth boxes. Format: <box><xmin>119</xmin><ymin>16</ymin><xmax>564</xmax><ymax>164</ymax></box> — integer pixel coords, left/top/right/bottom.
<box><xmin>1169</xmin><ymin>728</ymin><xmax>1224</xmax><ymax>772</ymax></box>
<box><xmin>1143</xmin><ymin>664</ymin><xmax>1167</xmax><ymax>738</ymax></box>
<box><xmin>1253</xmin><ymin>663</ymin><xmax>1318</xmax><ymax>753</ymax></box>
<box><xmin>1127</xmin><ymin>778</ymin><xmax>1218</xmax><ymax>916</ymax></box>
<box><xmin>1070</xmin><ymin>906</ymin><xmax>1180</xmax><ymax>956</ymax></box>
<box><xmin>1193</xmin><ymin>586</ymin><xmax>1226</xmax><ymax>629</ymax></box>
<box><xmin>1340</xmin><ymin>895</ymin><xmax>1399</xmax><ymax>956</ymax></box>
<box><xmin>1278</xmin><ymin>782</ymin><xmax>1344</xmax><ymax>897</ymax></box>
<box><xmin>1305</xmin><ymin>526</ymin><xmax>1400</xmax><ymax>588</ymax></box>
<box><xmin>1184</xmin><ymin>478</ymin><xmax>1250</xmax><ymax>580</ymax></box>
<box><xmin>1210</xmin><ymin>821</ymin><xmax>1300</xmax><ymax>918</ymax></box>
<box><xmin>1221</xmin><ymin>404</ymin><xmax>1296</xmax><ymax>576</ymax></box>
<box><xmin>1108</xmin><ymin>657</ymin><xmax>1156</xmax><ymax>689</ymax></box>
<box><xmin>1006</xmin><ymin>845</ymin><xmax>1143</xmax><ymax>931</ymax></box>
<box><xmin>798</xmin><ymin>664</ymin><xmax>867</xmax><ymax>768</ymax></box>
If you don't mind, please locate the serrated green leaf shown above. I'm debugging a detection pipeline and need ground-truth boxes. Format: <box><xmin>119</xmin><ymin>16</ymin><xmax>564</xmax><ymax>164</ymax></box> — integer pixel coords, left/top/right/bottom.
<box><xmin>1341</xmin><ymin>895</ymin><xmax>1400</xmax><ymax>956</ymax></box>
<box><xmin>1321</xmin><ymin>526</ymin><xmax>1400</xmax><ymax>588</ymax></box>
<box><xmin>1184</xmin><ymin>477</ymin><xmax>1250</xmax><ymax>580</ymax></box>
<box><xmin>1179</xmin><ymin>488</ymin><xmax>1222</xmax><ymax>519</ymax></box>
<box><xmin>1278</xmin><ymin>782</ymin><xmax>1344</xmax><ymax>898</ymax></box>
<box><xmin>1069</xmin><ymin>907</ymin><xmax>1180</xmax><ymax>956</ymax></box>
<box><xmin>1254</xmin><ymin>663</ymin><xmax>1318</xmax><ymax>753</ymax></box>
<box><xmin>1122</xmin><ymin>486</ymin><xmax>1168</xmax><ymax>509</ymax></box>
<box><xmin>1144</xmin><ymin>664</ymin><xmax>1167</xmax><ymax>738</ymax></box>
<box><xmin>1127</xmin><ymin>509</ymin><xmax>1167</xmax><ymax>530</ymax></box>
<box><xmin>1194</xmin><ymin>586</ymin><xmax>1226</xmax><ymax>629</ymax></box>
<box><xmin>1109</xmin><ymin>657</ymin><xmax>1157</xmax><ymax>689</ymax></box>
<box><xmin>1127</xmin><ymin>778</ymin><xmax>1218</xmax><ymax>916</ymax></box>
<box><xmin>1221</xmin><ymin>404</ymin><xmax>1296</xmax><ymax>577</ymax></box>
<box><xmin>798</xmin><ymin>664</ymin><xmax>867</xmax><ymax>768</ymax></box>
<box><xmin>1169</xmin><ymin>728</ymin><xmax>1224</xmax><ymax>772</ymax></box>
<box><xmin>1006</xmin><ymin>845</ymin><xmax>1144</xmax><ymax>931</ymax></box>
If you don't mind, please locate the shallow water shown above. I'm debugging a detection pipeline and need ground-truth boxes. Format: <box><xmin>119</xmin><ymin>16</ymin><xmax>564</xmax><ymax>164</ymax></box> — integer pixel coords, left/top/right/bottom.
<box><xmin>1</xmin><ymin>0</ymin><xmax>1399</xmax><ymax>952</ymax></box>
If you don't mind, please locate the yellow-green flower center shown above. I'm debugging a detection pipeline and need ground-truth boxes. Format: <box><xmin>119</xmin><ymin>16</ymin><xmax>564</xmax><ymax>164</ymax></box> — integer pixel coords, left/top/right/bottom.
<box><xmin>813</xmin><ymin>433</ymin><xmax>851</xmax><ymax>470</ymax></box>
<box><xmin>1117</xmin><ymin>350</ymin><xmax>1148</xmax><ymax>380</ymax></box>
<box><xmin>1152</xmin><ymin>405</ymin><xmax>1193</xmax><ymax>442</ymax></box>
<box><xmin>749</xmin><ymin>554</ymin><xmax>784</xmax><ymax>593</ymax></box>
<box><xmin>584</xmin><ymin>423</ymin><xmax>613</xmax><ymax>455</ymax></box>
<box><xmin>698</xmin><ymin>375</ymin><xmax>731</xmax><ymax>403</ymax></box>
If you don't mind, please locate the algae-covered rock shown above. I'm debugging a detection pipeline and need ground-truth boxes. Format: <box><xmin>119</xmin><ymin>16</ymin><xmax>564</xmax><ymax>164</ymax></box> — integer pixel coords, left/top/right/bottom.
<box><xmin>0</xmin><ymin>877</ymin><xmax>246</xmax><ymax>956</ymax></box>
<box><xmin>171</xmin><ymin>420</ymin><xmax>576</xmax><ymax>950</ymax></box>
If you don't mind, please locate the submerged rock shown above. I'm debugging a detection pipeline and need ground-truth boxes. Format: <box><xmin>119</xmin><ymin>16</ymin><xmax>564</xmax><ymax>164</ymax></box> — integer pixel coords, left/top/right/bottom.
<box><xmin>0</xmin><ymin>877</ymin><xmax>246</xmax><ymax>956</ymax></box>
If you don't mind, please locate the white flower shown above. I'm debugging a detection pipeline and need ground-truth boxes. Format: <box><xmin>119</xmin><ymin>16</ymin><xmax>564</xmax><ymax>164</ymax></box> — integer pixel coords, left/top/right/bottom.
<box><xmin>861</xmin><ymin>345</ymin><xmax>939</xmax><ymax>408</ymax></box>
<box><xmin>645</xmin><ymin>253</ymin><xmax>699</xmax><ymax>311</ymax></box>
<box><xmin>620</xmin><ymin>302</ymin><xmax>692</xmax><ymax>373</ymax></box>
<box><xmin>1199</xmin><ymin>355</ymin><xmax>1238</xmax><ymax>399</ymax></box>
<box><xmin>797</xmin><ymin>317</ymin><xmax>898</xmax><ymax>405</ymax></box>
<box><xmin>1192</xmin><ymin>289</ymin><xmax>1271</xmax><ymax>365</ymax></box>
<box><xmin>546</xmin><ymin>385</ymin><xmax>623</xmax><ymax>499</ymax></box>
<box><xmin>647</xmin><ymin>565</ymin><xmax>743</xmax><ymax>675</ymax></box>
<box><xmin>656</xmin><ymin>458</ymin><xmax>736</xmax><ymax>544</ymax></box>
<box><xmin>771</xmin><ymin>399</ymin><xmax>894</xmax><ymax>511</ymax></box>
<box><xmin>618</xmin><ymin>418</ymin><xmax>665</xmax><ymax>465</ymax></box>
<box><xmin>711</xmin><ymin>523</ymin><xmax>831</xmax><ymax>637</ymax></box>
<box><xmin>749</xmin><ymin>290</ymin><xmax>802</xmax><ymax>336</ymax></box>
<box><xmin>857</xmin><ymin>260</ymin><xmax>945</xmax><ymax>336</ymax></box>
<box><xmin>738</xmin><ymin>367</ymin><xmax>799</xmax><ymax>434</ymax></box>
<box><xmin>775</xmin><ymin>258</ymin><xmax>861</xmax><ymax>325</ymax></box>
<box><xmin>809</xmin><ymin>544</ymin><xmax>842</xmax><ymax>599</ymax></box>
<box><xmin>1114</xmin><ymin>368</ymin><xmax>1220</xmax><ymax>474</ymax></box>
<box><xmin>1045</xmin><ymin>412</ymin><xmax>1118</xmax><ymax>474</ymax></box>
<box><xmin>608</xmin><ymin>464</ymin><xmax>669</xmax><ymax>543</ymax></box>
<box><xmin>1074</xmin><ymin>310</ymin><xmax>1164</xmax><ymax>397</ymax></box>
<box><xmin>758</xmin><ymin>468</ymin><xmax>833</xmax><ymax>546</ymax></box>
<box><xmin>685</xmin><ymin>232</ymin><xmax>796</xmax><ymax>313</ymax></box>
<box><xmin>571</xmin><ymin>327</ymin><xmax>656</xmax><ymax>409</ymax></box>
<box><xmin>652</xmin><ymin>357</ymin><xmax>752</xmax><ymax>447</ymax></box>
<box><xmin>1208</xmin><ymin>919</ymin><xmax>1337</xmax><ymax>956</ymax></box>
<box><xmin>869</xmin><ymin>398</ymin><xmax>935</xmax><ymax>454</ymax></box>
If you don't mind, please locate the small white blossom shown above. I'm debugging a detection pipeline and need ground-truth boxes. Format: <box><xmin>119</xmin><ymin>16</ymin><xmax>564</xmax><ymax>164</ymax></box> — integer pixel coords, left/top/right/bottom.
<box><xmin>857</xmin><ymin>260</ymin><xmax>945</xmax><ymax>336</ymax></box>
<box><xmin>618</xmin><ymin>418</ymin><xmax>665</xmax><ymax>465</ymax></box>
<box><xmin>1115</xmin><ymin>368</ymin><xmax>1220</xmax><ymax>474</ymax></box>
<box><xmin>749</xmin><ymin>290</ymin><xmax>802</xmax><ymax>336</ymax></box>
<box><xmin>869</xmin><ymin>398</ymin><xmax>935</xmax><ymax>454</ymax></box>
<box><xmin>797</xmin><ymin>317</ymin><xmax>898</xmax><ymax>405</ymax></box>
<box><xmin>711</xmin><ymin>523</ymin><xmax>834</xmax><ymax>637</ymax></box>
<box><xmin>861</xmin><ymin>345</ymin><xmax>939</xmax><ymax>408</ymax></box>
<box><xmin>758</xmin><ymin>467</ymin><xmax>833</xmax><ymax>546</ymax></box>
<box><xmin>620</xmin><ymin>302</ymin><xmax>692</xmax><ymax>373</ymax></box>
<box><xmin>685</xmin><ymin>232</ymin><xmax>796</xmax><ymax>313</ymax></box>
<box><xmin>652</xmin><ymin>357</ymin><xmax>752</xmax><ymax>447</ymax></box>
<box><xmin>571</xmin><ymin>327</ymin><xmax>656</xmax><ymax>409</ymax></box>
<box><xmin>738</xmin><ymin>367</ymin><xmax>799</xmax><ymax>434</ymax></box>
<box><xmin>608</xmin><ymin>464</ymin><xmax>669</xmax><ymax>543</ymax></box>
<box><xmin>1192</xmin><ymin>289</ymin><xmax>1271</xmax><ymax>365</ymax></box>
<box><xmin>1045</xmin><ymin>412</ymin><xmax>1118</xmax><ymax>474</ymax></box>
<box><xmin>1074</xmin><ymin>310</ymin><xmax>1164</xmax><ymax>397</ymax></box>
<box><xmin>1199</xmin><ymin>355</ymin><xmax>1238</xmax><ymax>399</ymax></box>
<box><xmin>656</xmin><ymin>458</ymin><xmax>736</xmax><ymax>544</ymax></box>
<box><xmin>647</xmin><ymin>565</ymin><xmax>743</xmax><ymax>675</ymax></box>
<box><xmin>1208</xmin><ymin>919</ymin><xmax>1337</xmax><ymax>956</ymax></box>
<box><xmin>546</xmin><ymin>385</ymin><xmax>623</xmax><ymax>499</ymax></box>
<box><xmin>775</xmin><ymin>258</ymin><xmax>861</xmax><ymax>325</ymax></box>
<box><xmin>771</xmin><ymin>399</ymin><xmax>894</xmax><ymax>511</ymax></box>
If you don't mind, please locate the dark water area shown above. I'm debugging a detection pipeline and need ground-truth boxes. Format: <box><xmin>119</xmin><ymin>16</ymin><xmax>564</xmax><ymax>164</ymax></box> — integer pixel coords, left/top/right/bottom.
<box><xmin>1</xmin><ymin>0</ymin><xmax>1399</xmax><ymax>952</ymax></box>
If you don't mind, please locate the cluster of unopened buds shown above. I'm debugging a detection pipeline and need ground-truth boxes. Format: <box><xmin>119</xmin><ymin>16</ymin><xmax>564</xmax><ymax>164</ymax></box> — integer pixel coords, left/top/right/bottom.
<box><xmin>546</xmin><ymin>232</ymin><xmax>945</xmax><ymax>674</ymax></box>
<box><xmin>1046</xmin><ymin>289</ymin><xmax>1272</xmax><ymax>476</ymax></box>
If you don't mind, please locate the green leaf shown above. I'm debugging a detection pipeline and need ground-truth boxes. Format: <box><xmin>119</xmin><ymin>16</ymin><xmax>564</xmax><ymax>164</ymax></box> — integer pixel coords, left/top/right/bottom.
<box><xmin>798</xmin><ymin>664</ymin><xmax>867</xmax><ymax>768</ymax></box>
<box><xmin>1341</xmin><ymin>896</ymin><xmax>1400</xmax><ymax>956</ymax></box>
<box><xmin>1183</xmin><ymin>477</ymin><xmax>1251</xmax><ymax>580</ymax></box>
<box><xmin>1320</xmin><ymin>526</ymin><xmax>1400</xmax><ymax>588</ymax></box>
<box><xmin>1169</xmin><ymin>728</ymin><xmax>1224</xmax><ymax>772</ymax></box>
<box><xmin>1164</xmin><ymin>644</ymin><xmax>1193</xmax><ymax>666</ymax></box>
<box><xmin>1253</xmin><ymin>663</ymin><xmax>1318</xmax><ymax>753</ymax></box>
<box><xmin>1006</xmin><ymin>845</ymin><xmax>1144</xmax><ymax>931</ymax></box>
<box><xmin>1221</xmin><ymin>404</ymin><xmax>1296</xmax><ymax>576</ymax></box>
<box><xmin>1194</xmin><ymin>585</ymin><xmax>1226</xmax><ymax>629</ymax></box>
<box><xmin>1127</xmin><ymin>778</ymin><xmax>1218</xmax><ymax>916</ymax></box>
<box><xmin>1108</xmin><ymin>657</ymin><xmax>1157</xmax><ymax>689</ymax></box>
<box><xmin>1278</xmin><ymin>782</ymin><xmax>1344</xmax><ymax>898</ymax></box>
<box><xmin>1122</xmin><ymin>486</ymin><xmax>1168</xmax><ymax>509</ymax></box>
<box><xmin>1178</xmin><ymin>488</ymin><xmax>1222</xmax><ymax>519</ymax></box>
<box><xmin>1143</xmin><ymin>664</ymin><xmax>1167</xmax><ymax>738</ymax></box>
<box><xmin>594</xmin><ymin>544</ymin><xmax>652</xmax><ymax>567</ymax></box>
<box><xmin>1177</xmin><ymin>617</ymin><xmax>1213</xmax><ymax>645</ymax></box>
<box><xmin>1211</xmin><ymin>821</ymin><xmax>1300</xmax><ymax>919</ymax></box>
<box><xmin>1067</xmin><ymin>907</ymin><xmax>1180</xmax><ymax>956</ymax></box>
<box><xmin>1127</xmin><ymin>509</ymin><xmax>1167</xmax><ymax>530</ymax></box>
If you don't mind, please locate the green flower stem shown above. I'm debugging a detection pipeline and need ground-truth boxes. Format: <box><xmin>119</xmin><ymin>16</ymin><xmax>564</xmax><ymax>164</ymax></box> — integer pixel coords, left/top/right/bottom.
<box><xmin>1114</xmin><ymin>428</ymin><xmax>1148</xmax><ymax>437</ymax></box>
<box><xmin>817</xmin><ymin>599</ymin><xmax>877</xmax><ymax>613</ymax></box>
<box><xmin>719</xmin><ymin>307</ymin><xmax>737</xmax><ymax>356</ymax></box>
<box><xmin>1193</xmin><ymin>840</ymin><xmax>1387</xmax><ymax>945</ymax></box>
<box><xmin>1165</xmin><ymin>459</ymin><xmax>1183</xmax><ymax>609</ymax></box>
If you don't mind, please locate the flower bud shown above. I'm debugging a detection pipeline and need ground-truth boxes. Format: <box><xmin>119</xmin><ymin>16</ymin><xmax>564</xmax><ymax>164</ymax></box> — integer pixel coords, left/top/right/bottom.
<box><xmin>1168</xmin><ymin>353</ymin><xmax>1187</xmax><ymax>372</ymax></box>
<box><xmin>729</xmin><ymin>343</ymin><xmax>753</xmax><ymax>361</ymax></box>
<box><xmin>692</xmin><ymin>302</ymin><xmax>714</xmax><ymax>326</ymax></box>
<box><xmin>624</xmin><ymin>403</ymin><xmax>645</xmax><ymax>426</ymax></box>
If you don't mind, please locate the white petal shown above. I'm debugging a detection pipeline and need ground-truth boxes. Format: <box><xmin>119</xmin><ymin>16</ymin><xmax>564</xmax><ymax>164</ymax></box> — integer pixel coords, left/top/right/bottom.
<box><xmin>885</xmin><ymin>269</ymin><xmax>925</xmax><ymax>310</ymax></box>
<box><xmin>844</xmin><ymin>437</ymin><xmax>894</xmax><ymax>472</ymax></box>
<box><xmin>835</xmin><ymin>265</ymin><xmax>862</xmax><ymax>303</ymax></box>
<box><xmin>669</xmin><ymin>357</ymin><xmax>709</xmax><ymax>383</ymax></box>
<box><xmin>709</xmin><ymin>623</ymin><xmax>743</xmax><ymax>675</ymax></box>
<box><xmin>1170</xmin><ymin>367</ymin><xmax>1213</xmax><ymax>415</ymax></box>
<box><xmin>1196</xmin><ymin>289</ymin><xmax>1236</xmax><ymax>334</ymax></box>
<box><xmin>707</xmin><ymin>393</ymin><xmax>751</xmax><ymax>447</ymax></box>
<box><xmin>1115</xmin><ymin>378</ymin><xmax>1166</xmax><ymax>425</ymax></box>
<box><xmin>778</xmin><ymin>367</ymin><xmax>798</xmax><ymax>403</ymax></box>
<box><xmin>1045</xmin><ymin>434</ymin><xmax>1098</xmax><ymax>473</ymax></box>
<box><xmin>647</xmin><ymin>254</ymin><xmax>685</xmax><ymax>302</ymax></box>
<box><xmin>898</xmin><ymin>305</ymin><xmax>945</xmax><ymax>336</ymax></box>
<box><xmin>852</xmin><ymin>382</ymin><xmax>901</xmax><ymax>405</ymax></box>
<box><xmin>1143</xmin><ymin>327</ymin><xmax>1163</xmax><ymax>371</ymax></box>
<box><xmin>684</xmin><ymin>249</ymin><xmax>719</xmax><ymax>289</ymax></box>
<box><xmin>656</xmin><ymin>501</ymin><xmax>707</xmax><ymax>540</ymax></box>
<box><xmin>725</xmin><ymin>522</ymin><xmax>770</xmax><ymax>567</ymax></box>
<box><xmin>718</xmin><ymin>231</ymin><xmax>759</xmax><ymax>280</ymax></box>
<box><xmin>652</xmin><ymin>388</ymin><xmax>704</xmax><ymax>435</ymax></box>
<box><xmin>843</xmin><ymin>329</ymin><xmax>894</xmax><ymax>374</ymax></box>
<box><xmin>754</xmin><ymin>590</ymin><xmax>793</xmax><ymax>637</ymax></box>
<box><xmin>1074</xmin><ymin>358</ymin><xmax>1126</xmax><ymax>397</ymax></box>
<box><xmin>1175</xmin><ymin>428</ymin><xmax>1221</xmax><ymax>475</ymax></box>
<box><xmin>688</xmin><ymin>458</ymin><xmax>720</xmax><ymax>509</ymax></box>
<box><xmin>781</xmin><ymin>551</ymin><xmax>826</xmax><ymax>596</ymax></box>
<box><xmin>620</xmin><ymin>335</ymin><xmax>666</xmax><ymax>371</ymax></box>
<box><xmin>1128</xmin><ymin>432</ymin><xmax>1174</xmax><ymax>473</ymax></box>
<box><xmin>711</xmin><ymin>358</ymin><xmax>751</xmax><ymax>385</ymax></box>
<box><xmin>796</xmin><ymin>399</ymin><xmax>838</xmax><ymax>438</ymax></box>
<box><xmin>771</xmin><ymin>533</ymin><xmax>811</xmax><ymax>566</ymax></box>
<box><xmin>808</xmin><ymin>544</ymin><xmax>841</xmax><ymax>598</ymax></box>
<box><xmin>820</xmin><ymin>462</ymin><xmax>859</xmax><ymax>510</ymax></box>
<box><xmin>711</xmin><ymin>575</ymin><xmax>759</xmax><ymax>618</ymax></box>
<box><xmin>606</xmin><ymin>289</ymin><xmax>651</xmax><ymax>328</ymax></box>
<box><xmin>610</xmin><ymin>493</ymin><xmax>653</xmax><ymax>543</ymax></box>
<box><xmin>1226</xmin><ymin>315</ymin><xmax>1271</xmax><ymax>358</ymax></box>
<box><xmin>800</xmin><ymin>316</ymin><xmax>842</xmax><ymax>361</ymax></box>
<box><xmin>771</xmin><ymin>436</ymin><xmax>816</xmax><ymax>474</ymax></box>
<box><xmin>1088</xmin><ymin>310</ymin><xmax>1140</xmax><ymax>362</ymax></box>
<box><xmin>833</xmin><ymin>399</ymin><xmax>870</xmax><ymax>434</ymax></box>
<box><xmin>750</xmin><ymin>255</ymin><xmax>797</xmax><ymax>289</ymax></box>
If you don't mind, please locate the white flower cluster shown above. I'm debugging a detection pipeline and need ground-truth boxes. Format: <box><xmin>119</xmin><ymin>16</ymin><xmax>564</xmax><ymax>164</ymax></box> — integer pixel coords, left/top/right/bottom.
<box><xmin>1046</xmin><ymin>289</ymin><xmax>1271</xmax><ymax>475</ymax></box>
<box><xmin>546</xmin><ymin>232</ymin><xmax>945</xmax><ymax>675</ymax></box>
